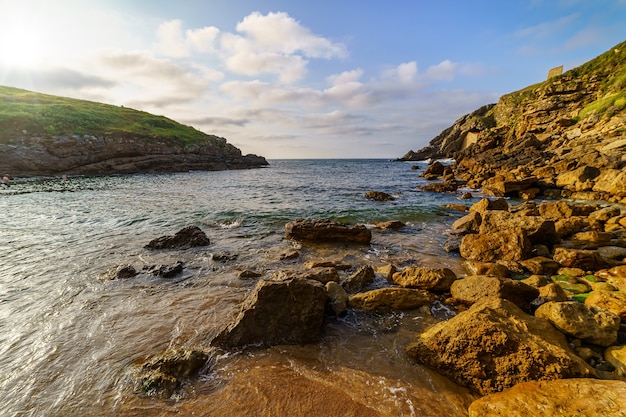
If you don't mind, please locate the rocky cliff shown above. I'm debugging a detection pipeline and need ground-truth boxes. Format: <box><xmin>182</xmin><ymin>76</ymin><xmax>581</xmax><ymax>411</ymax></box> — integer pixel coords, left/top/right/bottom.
<box><xmin>400</xmin><ymin>40</ymin><xmax>626</xmax><ymax>203</ymax></box>
<box><xmin>0</xmin><ymin>86</ymin><xmax>268</xmax><ymax>177</ymax></box>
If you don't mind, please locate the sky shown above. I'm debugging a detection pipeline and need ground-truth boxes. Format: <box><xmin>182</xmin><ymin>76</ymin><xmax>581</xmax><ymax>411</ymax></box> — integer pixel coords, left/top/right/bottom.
<box><xmin>0</xmin><ymin>1</ymin><xmax>624</xmax><ymax>158</ymax></box>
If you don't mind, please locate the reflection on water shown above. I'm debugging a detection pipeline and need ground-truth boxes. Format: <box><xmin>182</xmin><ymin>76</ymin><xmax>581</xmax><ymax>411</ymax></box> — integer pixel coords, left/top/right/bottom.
<box><xmin>0</xmin><ymin>160</ymin><xmax>476</xmax><ymax>417</ymax></box>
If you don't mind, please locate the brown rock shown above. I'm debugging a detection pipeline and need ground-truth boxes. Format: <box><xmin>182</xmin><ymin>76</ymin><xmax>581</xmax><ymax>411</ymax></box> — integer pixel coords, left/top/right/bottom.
<box><xmin>519</xmin><ymin>256</ymin><xmax>560</xmax><ymax>275</ymax></box>
<box><xmin>145</xmin><ymin>226</ymin><xmax>210</xmax><ymax>249</ymax></box>
<box><xmin>325</xmin><ymin>281</ymin><xmax>348</xmax><ymax>316</ymax></box>
<box><xmin>460</xmin><ymin>228</ymin><xmax>533</xmax><ymax>262</ymax></box>
<box><xmin>271</xmin><ymin>267</ymin><xmax>340</xmax><ymax>284</ymax></box>
<box><xmin>406</xmin><ymin>298</ymin><xmax>596</xmax><ymax>396</ymax></box>
<box><xmin>483</xmin><ymin>177</ymin><xmax>538</xmax><ymax>197</ymax></box>
<box><xmin>365</xmin><ymin>191</ymin><xmax>395</xmax><ymax>201</ymax></box>
<box><xmin>593</xmin><ymin>169</ymin><xmax>626</xmax><ymax>197</ymax></box>
<box><xmin>468</xmin><ymin>379</ymin><xmax>626</xmax><ymax>417</ymax></box>
<box><xmin>555</xmin><ymin>217</ymin><xmax>588</xmax><ymax>238</ymax></box>
<box><xmin>374</xmin><ymin>220</ymin><xmax>405</xmax><ymax>230</ymax></box>
<box><xmin>553</xmin><ymin>247</ymin><xmax>607</xmax><ymax>270</ymax></box>
<box><xmin>212</xmin><ymin>278</ymin><xmax>327</xmax><ymax>348</ymax></box>
<box><xmin>451</xmin><ymin>211</ymin><xmax>482</xmax><ymax>233</ymax></box>
<box><xmin>375</xmin><ymin>264</ymin><xmax>397</xmax><ymax>282</ymax></box>
<box><xmin>348</xmin><ymin>287</ymin><xmax>436</xmax><ymax>312</ymax></box>
<box><xmin>556</xmin><ymin>166</ymin><xmax>601</xmax><ymax>191</ymax></box>
<box><xmin>479</xmin><ymin>211</ymin><xmax>559</xmax><ymax>245</ymax></box>
<box><xmin>585</xmin><ymin>291</ymin><xmax>626</xmax><ymax>321</ymax></box>
<box><xmin>342</xmin><ymin>265</ymin><xmax>375</xmax><ymax>292</ymax></box>
<box><xmin>450</xmin><ymin>275</ymin><xmax>539</xmax><ymax>312</ymax></box>
<box><xmin>417</xmin><ymin>180</ymin><xmax>461</xmax><ymax>193</ymax></box>
<box><xmin>605</xmin><ymin>345</ymin><xmax>626</xmax><ymax>376</ymax></box>
<box><xmin>535</xmin><ymin>301</ymin><xmax>620</xmax><ymax>346</ymax></box>
<box><xmin>535</xmin><ymin>283</ymin><xmax>569</xmax><ymax>304</ymax></box>
<box><xmin>284</xmin><ymin>219</ymin><xmax>371</xmax><ymax>244</ymax></box>
<box><xmin>464</xmin><ymin>261</ymin><xmax>509</xmax><ymax>277</ymax></box>
<box><xmin>421</xmin><ymin>160</ymin><xmax>445</xmax><ymax>177</ymax></box>
<box><xmin>392</xmin><ymin>267</ymin><xmax>457</xmax><ymax>292</ymax></box>
<box><xmin>469</xmin><ymin>197</ymin><xmax>509</xmax><ymax>213</ymax></box>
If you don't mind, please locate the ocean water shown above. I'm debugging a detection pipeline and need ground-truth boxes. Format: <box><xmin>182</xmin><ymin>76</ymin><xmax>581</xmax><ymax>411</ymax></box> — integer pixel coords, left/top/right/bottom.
<box><xmin>0</xmin><ymin>159</ymin><xmax>478</xmax><ymax>417</ymax></box>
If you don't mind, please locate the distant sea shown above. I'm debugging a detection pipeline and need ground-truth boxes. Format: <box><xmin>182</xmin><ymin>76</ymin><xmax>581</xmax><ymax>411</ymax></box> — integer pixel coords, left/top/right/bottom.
<box><xmin>0</xmin><ymin>159</ymin><xmax>477</xmax><ymax>417</ymax></box>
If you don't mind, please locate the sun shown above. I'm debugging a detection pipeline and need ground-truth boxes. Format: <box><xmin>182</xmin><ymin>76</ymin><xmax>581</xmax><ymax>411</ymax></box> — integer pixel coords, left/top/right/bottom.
<box><xmin>0</xmin><ymin>17</ymin><xmax>46</xmax><ymax>68</ymax></box>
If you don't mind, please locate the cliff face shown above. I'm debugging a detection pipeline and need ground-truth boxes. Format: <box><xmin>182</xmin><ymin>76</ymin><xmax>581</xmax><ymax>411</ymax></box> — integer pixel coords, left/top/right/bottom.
<box><xmin>0</xmin><ymin>135</ymin><xmax>268</xmax><ymax>177</ymax></box>
<box><xmin>0</xmin><ymin>86</ymin><xmax>268</xmax><ymax>177</ymax></box>
<box><xmin>401</xmin><ymin>40</ymin><xmax>626</xmax><ymax>202</ymax></box>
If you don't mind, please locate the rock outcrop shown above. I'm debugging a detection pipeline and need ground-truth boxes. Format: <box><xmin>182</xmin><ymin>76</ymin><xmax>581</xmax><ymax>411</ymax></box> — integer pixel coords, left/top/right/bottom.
<box><xmin>145</xmin><ymin>226</ymin><xmax>210</xmax><ymax>250</ymax></box>
<box><xmin>405</xmin><ymin>298</ymin><xmax>596</xmax><ymax>396</ymax></box>
<box><xmin>400</xmin><ymin>40</ymin><xmax>626</xmax><ymax>203</ymax></box>
<box><xmin>284</xmin><ymin>218</ymin><xmax>372</xmax><ymax>244</ymax></box>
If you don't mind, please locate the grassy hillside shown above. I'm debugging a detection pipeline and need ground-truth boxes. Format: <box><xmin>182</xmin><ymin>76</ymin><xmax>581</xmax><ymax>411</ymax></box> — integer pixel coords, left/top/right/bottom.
<box><xmin>0</xmin><ymin>85</ymin><xmax>221</xmax><ymax>146</ymax></box>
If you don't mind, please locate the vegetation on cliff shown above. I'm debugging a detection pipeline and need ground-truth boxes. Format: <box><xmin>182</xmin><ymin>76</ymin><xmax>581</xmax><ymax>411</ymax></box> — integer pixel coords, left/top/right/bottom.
<box><xmin>0</xmin><ymin>85</ymin><xmax>268</xmax><ymax>177</ymax></box>
<box><xmin>0</xmin><ymin>85</ymin><xmax>223</xmax><ymax>146</ymax></box>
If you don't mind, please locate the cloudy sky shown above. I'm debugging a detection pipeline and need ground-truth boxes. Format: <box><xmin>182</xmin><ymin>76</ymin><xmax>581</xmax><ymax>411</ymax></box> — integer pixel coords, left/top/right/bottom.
<box><xmin>0</xmin><ymin>0</ymin><xmax>624</xmax><ymax>158</ymax></box>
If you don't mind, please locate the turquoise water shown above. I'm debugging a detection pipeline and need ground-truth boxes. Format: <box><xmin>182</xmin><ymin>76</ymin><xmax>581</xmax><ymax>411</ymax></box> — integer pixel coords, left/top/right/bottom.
<box><xmin>0</xmin><ymin>159</ymin><xmax>475</xmax><ymax>416</ymax></box>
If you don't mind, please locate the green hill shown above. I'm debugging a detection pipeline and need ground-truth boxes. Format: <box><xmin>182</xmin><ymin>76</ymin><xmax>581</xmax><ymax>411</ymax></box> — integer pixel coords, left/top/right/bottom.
<box><xmin>0</xmin><ymin>85</ymin><xmax>221</xmax><ymax>146</ymax></box>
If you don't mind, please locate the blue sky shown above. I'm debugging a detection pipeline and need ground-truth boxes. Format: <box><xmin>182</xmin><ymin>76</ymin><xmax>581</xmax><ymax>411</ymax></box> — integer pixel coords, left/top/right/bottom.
<box><xmin>0</xmin><ymin>0</ymin><xmax>624</xmax><ymax>158</ymax></box>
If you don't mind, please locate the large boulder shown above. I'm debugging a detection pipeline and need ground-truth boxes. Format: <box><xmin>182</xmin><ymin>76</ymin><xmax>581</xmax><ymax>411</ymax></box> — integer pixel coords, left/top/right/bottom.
<box><xmin>405</xmin><ymin>298</ymin><xmax>596</xmax><ymax>396</ymax></box>
<box><xmin>450</xmin><ymin>275</ymin><xmax>539</xmax><ymax>312</ymax></box>
<box><xmin>392</xmin><ymin>267</ymin><xmax>457</xmax><ymax>292</ymax></box>
<box><xmin>468</xmin><ymin>379</ymin><xmax>626</xmax><ymax>417</ymax></box>
<box><xmin>460</xmin><ymin>228</ymin><xmax>532</xmax><ymax>262</ymax></box>
<box><xmin>284</xmin><ymin>219</ymin><xmax>371</xmax><ymax>244</ymax></box>
<box><xmin>145</xmin><ymin>226</ymin><xmax>210</xmax><ymax>249</ymax></box>
<box><xmin>212</xmin><ymin>278</ymin><xmax>327</xmax><ymax>348</ymax></box>
<box><xmin>348</xmin><ymin>287</ymin><xmax>436</xmax><ymax>312</ymax></box>
<box><xmin>478</xmin><ymin>211</ymin><xmax>559</xmax><ymax>245</ymax></box>
<box><xmin>535</xmin><ymin>301</ymin><xmax>620</xmax><ymax>346</ymax></box>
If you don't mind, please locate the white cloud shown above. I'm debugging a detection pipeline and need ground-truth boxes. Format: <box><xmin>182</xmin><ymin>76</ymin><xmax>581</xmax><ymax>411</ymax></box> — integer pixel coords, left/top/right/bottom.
<box><xmin>423</xmin><ymin>60</ymin><xmax>458</xmax><ymax>81</ymax></box>
<box><xmin>156</xmin><ymin>19</ymin><xmax>219</xmax><ymax>58</ymax></box>
<box><xmin>219</xmin><ymin>11</ymin><xmax>346</xmax><ymax>83</ymax></box>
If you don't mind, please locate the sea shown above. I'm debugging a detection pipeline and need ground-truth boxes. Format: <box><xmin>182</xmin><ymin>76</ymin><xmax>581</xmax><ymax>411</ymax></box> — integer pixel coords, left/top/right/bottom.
<box><xmin>0</xmin><ymin>159</ymin><xmax>479</xmax><ymax>417</ymax></box>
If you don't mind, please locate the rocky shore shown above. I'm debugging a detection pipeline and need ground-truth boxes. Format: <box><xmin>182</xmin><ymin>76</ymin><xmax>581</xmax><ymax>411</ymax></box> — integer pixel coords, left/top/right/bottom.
<box><xmin>116</xmin><ymin>188</ymin><xmax>626</xmax><ymax>415</ymax></box>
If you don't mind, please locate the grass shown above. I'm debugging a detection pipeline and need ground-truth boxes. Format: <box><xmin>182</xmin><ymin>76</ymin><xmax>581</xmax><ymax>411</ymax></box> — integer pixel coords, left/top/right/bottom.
<box><xmin>0</xmin><ymin>85</ymin><xmax>223</xmax><ymax>147</ymax></box>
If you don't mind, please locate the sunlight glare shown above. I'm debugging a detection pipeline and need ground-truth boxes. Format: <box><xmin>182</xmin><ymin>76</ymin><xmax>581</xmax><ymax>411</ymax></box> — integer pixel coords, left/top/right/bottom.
<box><xmin>0</xmin><ymin>20</ymin><xmax>45</xmax><ymax>68</ymax></box>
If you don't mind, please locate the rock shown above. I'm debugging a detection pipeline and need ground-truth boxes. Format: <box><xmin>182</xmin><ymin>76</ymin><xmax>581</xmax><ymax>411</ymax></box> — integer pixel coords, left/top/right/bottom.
<box><xmin>553</xmin><ymin>247</ymin><xmax>607</xmax><ymax>270</ymax></box>
<box><xmin>421</xmin><ymin>160</ymin><xmax>445</xmax><ymax>177</ymax></box>
<box><xmin>238</xmin><ymin>270</ymin><xmax>263</xmax><ymax>279</ymax></box>
<box><xmin>406</xmin><ymin>298</ymin><xmax>596</xmax><ymax>396</ymax></box>
<box><xmin>585</xmin><ymin>291</ymin><xmax>626</xmax><ymax>321</ymax></box>
<box><xmin>599</xmin><ymin>246</ymin><xmax>626</xmax><ymax>260</ymax></box>
<box><xmin>443</xmin><ymin>203</ymin><xmax>468</xmax><ymax>212</ymax></box>
<box><xmin>374</xmin><ymin>220</ymin><xmax>405</xmax><ymax>230</ymax></box>
<box><xmin>451</xmin><ymin>211</ymin><xmax>482</xmax><ymax>233</ymax></box>
<box><xmin>304</xmin><ymin>260</ymin><xmax>351</xmax><ymax>270</ymax></box>
<box><xmin>325</xmin><ymin>281</ymin><xmax>348</xmax><ymax>316</ymax></box>
<box><xmin>522</xmin><ymin>274</ymin><xmax>549</xmax><ymax>288</ymax></box>
<box><xmin>113</xmin><ymin>264</ymin><xmax>138</xmax><ymax>279</ymax></box>
<box><xmin>535</xmin><ymin>301</ymin><xmax>620</xmax><ymax>346</ymax></box>
<box><xmin>538</xmin><ymin>201</ymin><xmax>588</xmax><ymax>220</ymax></box>
<box><xmin>555</xmin><ymin>217</ymin><xmax>588</xmax><ymax>238</ymax></box>
<box><xmin>271</xmin><ymin>267</ymin><xmax>340</xmax><ymax>285</ymax></box>
<box><xmin>605</xmin><ymin>345</ymin><xmax>626</xmax><ymax>376</ymax></box>
<box><xmin>467</xmin><ymin>379</ymin><xmax>626</xmax><ymax>417</ymax></box>
<box><xmin>392</xmin><ymin>267</ymin><xmax>457</xmax><ymax>292</ymax></box>
<box><xmin>593</xmin><ymin>169</ymin><xmax>626</xmax><ymax>197</ymax></box>
<box><xmin>478</xmin><ymin>211</ymin><xmax>559</xmax><ymax>245</ymax></box>
<box><xmin>284</xmin><ymin>219</ymin><xmax>371</xmax><ymax>244</ymax></box>
<box><xmin>364</xmin><ymin>191</ymin><xmax>394</xmax><ymax>201</ymax></box>
<box><xmin>461</xmin><ymin>192</ymin><xmax>473</xmax><ymax>199</ymax></box>
<box><xmin>375</xmin><ymin>264</ymin><xmax>397</xmax><ymax>282</ymax></box>
<box><xmin>279</xmin><ymin>250</ymin><xmax>300</xmax><ymax>260</ymax></box>
<box><xmin>348</xmin><ymin>288</ymin><xmax>436</xmax><ymax>312</ymax></box>
<box><xmin>460</xmin><ymin>228</ymin><xmax>533</xmax><ymax>262</ymax></box>
<box><xmin>536</xmin><ymin>283</ymin><xmax>569</xmax><ymax>302</ymax></box>
<box><xmin>450</xmin><ymin>275</ymin><xmax>539</xmax><ymax>312</ymax></box>
<box><xmin>213</xmin><ymin>251</ymin><xmax>238</xmax><ymax>262</ymax></box>
<box><xmin>556</xmin><ymin>166</ymin><xmax>601</xmax><ymax>191</ymax></box>
<box><xmin>464</xmin><ymin>261</ymin><xmax>509</xmax><ymax>277</ymax></box>
<box><xmin>212</xmin><ymin>278</ymin><xmax>327</xmax><ymax>348</ymax></box>
<box><xmin>469</xmin><ymin>197</ymin><xmax>509</xmax><ymax>213</ymax></box>
<box><xmin>134</xmin><ymin>349</ymin><xmax>211</xmax><ymax>398</ymax></box>
<box><xmin>342</xmin><ymin>265</ymin><xmax>375</xmax><ymax>292</ymax></box>
<box><xmin>144</xmin><ymin>261</ymin><xmax>184</xmax><ymax>278</ymax></box>
<box><xmin>146</xmin><ymin>226</ymin><xmax>210</xmax><ymax>250</ymax></box>
<box><xmin>589</xmin><ymin>205</ymin><xmax>622</xmax><ymax>223</ymax></box>
<box><xmin>417</xmin><ymin>180</ymin><xmax>461</xmax><ymax>193</ymax></box>
<box><xmin>571</xmin><ymin>231</ymin><xmax>613</xmax><ymax>248</ymax></box>
<box><xmin>519</xmin><ymin>256</ymin><xmax>560</xmax><ymax>275</ymax></box>
<box><xmin>482</xmin><ymin>177</ymin><xmax>538</xmax><ymax>197</ymax></box>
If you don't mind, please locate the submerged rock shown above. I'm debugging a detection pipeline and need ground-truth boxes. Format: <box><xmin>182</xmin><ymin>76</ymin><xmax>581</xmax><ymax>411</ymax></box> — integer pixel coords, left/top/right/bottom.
<box><xmin>145</xmin><ymin>226</ymin><xmax>210</xmax><ymax>250</ymax></box>
<box><xmin>212</xmin><ymin>278</ymin><xmax>327</xmax><ymax>348</ymax></box>
<box><xmin>406</xmin><ymin>298</ymin><xmax>596</xmax><ymax>396</ymax></box>
<box><xmin>284</xmin><ymin>218</ymin><xmax>371</xmax><ymax>244</ymax></box>
<box><xmin>364</xmin><ymin>191</ymin><xmax>395</xmax><ymax>201</ymax></box>
<box><xmin>468</xmin><ymin>379</ymin><xmax>626</xmax><ymax>417</ymax></box>
<box><xmin>134</xmin><ymin>349</ymin><xmax>211</xmax><ymax>398</ymax></box>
